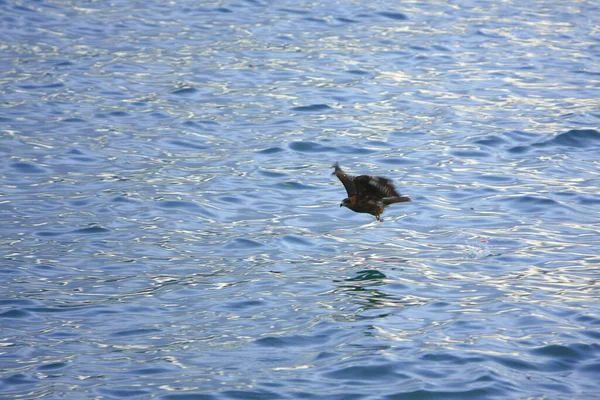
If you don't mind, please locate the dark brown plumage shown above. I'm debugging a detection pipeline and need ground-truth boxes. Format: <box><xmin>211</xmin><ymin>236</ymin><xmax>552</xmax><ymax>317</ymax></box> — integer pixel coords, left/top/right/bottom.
<box><xmin>332</xmin><ymin>162</ymin><xmax>410</xmax><ymax>221</ymax></box>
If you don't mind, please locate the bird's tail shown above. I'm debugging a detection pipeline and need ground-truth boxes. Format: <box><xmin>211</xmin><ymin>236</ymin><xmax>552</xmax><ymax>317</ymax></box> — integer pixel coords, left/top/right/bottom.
<box><xmin>383</xmin><ymin>196</ymin><xmax>411</xmax><ymax>205</ymax></box>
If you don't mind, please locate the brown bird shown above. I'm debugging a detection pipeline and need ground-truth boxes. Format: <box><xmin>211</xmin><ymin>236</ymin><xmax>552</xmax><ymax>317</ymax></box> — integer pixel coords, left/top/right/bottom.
<box><xmin>332</xmin><ymin>162</ymin><xmax>410</xmax><ymax>221</ymax></box>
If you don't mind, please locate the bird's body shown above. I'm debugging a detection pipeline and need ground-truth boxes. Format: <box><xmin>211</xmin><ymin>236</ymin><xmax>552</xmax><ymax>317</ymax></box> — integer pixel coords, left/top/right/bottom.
<box><xmin>333</xmin><ymin>162</ymin><xmax>410</xmax><ymax>221</ymax></box>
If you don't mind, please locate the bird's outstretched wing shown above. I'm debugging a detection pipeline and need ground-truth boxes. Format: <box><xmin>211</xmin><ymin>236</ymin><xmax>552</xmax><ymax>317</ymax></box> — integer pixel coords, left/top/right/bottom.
<box><xmin>353</xmin><ymin>175</ymin><xmax>402</xmax><ymax>199</ymax></box>
<box><xmin>332</xmin><ymin>162</ymin><xmax>356</xmax><ymax>197</ymax></box>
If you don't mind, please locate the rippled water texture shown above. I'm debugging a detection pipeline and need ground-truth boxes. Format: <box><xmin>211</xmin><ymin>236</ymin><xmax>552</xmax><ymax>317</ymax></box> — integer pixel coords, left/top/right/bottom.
<box><xmin>2</xmin><ymin>0</ymin><xmax>600</xmax><ymax>398</ymax></box>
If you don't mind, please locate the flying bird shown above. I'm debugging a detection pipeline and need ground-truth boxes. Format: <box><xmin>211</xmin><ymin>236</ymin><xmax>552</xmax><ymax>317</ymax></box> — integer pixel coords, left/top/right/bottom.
<box><xmin>332</xmin><ymin>162</ymin><xmax>410</xmax><ymax>221</ymax></box>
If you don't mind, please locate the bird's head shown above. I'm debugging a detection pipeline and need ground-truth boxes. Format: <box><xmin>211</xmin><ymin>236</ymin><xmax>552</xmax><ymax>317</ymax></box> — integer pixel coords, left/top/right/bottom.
<box><xmin>340</xmin><ymin>198</ymin><xmax>350</xmax><ymax>208</ymax></box>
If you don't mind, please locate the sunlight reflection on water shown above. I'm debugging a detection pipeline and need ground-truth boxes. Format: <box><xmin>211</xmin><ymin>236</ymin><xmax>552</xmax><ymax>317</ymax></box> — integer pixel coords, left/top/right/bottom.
<box><xmin>1</xmin><ymin>0</ymin><xmax>600</xmax><ymax>398</ymax></box>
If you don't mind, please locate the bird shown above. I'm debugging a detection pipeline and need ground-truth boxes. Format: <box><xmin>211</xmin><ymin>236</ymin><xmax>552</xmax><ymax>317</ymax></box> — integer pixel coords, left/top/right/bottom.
<box><xmin>332</xmin><ymin>162</ymin><xmax>410</xmax><ymax>221</ymax></box>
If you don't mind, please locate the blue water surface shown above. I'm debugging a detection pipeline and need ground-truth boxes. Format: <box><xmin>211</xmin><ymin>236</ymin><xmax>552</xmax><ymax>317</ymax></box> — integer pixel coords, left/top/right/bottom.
<box><xmin>1</xmin><ymin>0</ymin><xmax>600</xmax><ymax>398</ymax></box>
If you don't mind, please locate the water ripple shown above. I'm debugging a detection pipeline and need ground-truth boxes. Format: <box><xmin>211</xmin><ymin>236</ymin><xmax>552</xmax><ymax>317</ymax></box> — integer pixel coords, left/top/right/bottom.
<box><xmin>1</xmin><ymin>0</ymin><xmax>600</xmax><ymax>399</ymax></box>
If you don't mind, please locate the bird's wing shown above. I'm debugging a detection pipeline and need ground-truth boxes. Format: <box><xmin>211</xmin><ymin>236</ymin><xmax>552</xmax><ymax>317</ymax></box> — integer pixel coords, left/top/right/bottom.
<box><xmin>332</xmin><ymin>163</ymin><xmax>356</xmax><ymax>196</ymax></box>
<box><xmin>354</xmin><ymin>175</ymin><xmax>401</xmax><ymax>199</ymax></box>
